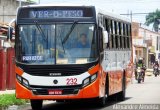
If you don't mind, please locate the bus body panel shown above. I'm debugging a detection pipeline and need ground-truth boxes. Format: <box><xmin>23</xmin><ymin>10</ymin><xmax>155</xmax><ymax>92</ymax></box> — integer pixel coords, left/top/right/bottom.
<box><xmin>102</xmin><ymin>49</ymin><xmax>133</xmax><ymax>95</ymax></box>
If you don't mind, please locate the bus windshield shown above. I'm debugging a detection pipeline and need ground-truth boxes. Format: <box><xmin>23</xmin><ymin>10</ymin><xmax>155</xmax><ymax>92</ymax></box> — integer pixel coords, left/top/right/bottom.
<box><xmin>17</xmin><ymin>23</ymin><xmax>98</xmax><ymax>64</ymax></box>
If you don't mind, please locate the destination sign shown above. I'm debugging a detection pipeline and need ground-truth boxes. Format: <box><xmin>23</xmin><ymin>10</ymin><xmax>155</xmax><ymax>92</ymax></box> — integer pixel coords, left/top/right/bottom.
<box><xmin>30</xmin><ymin>10</ymin><xmax>83</xmax><ymax>18</ymax></box>
<box><xmin>18</xmin><ymin>7</ymin><xmax>94</xmax><ymax>19</ymax></box>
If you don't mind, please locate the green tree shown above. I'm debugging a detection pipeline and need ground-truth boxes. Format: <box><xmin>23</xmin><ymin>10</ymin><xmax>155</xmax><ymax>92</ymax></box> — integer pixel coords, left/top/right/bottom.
<box><xmin>145</xmin><ymin>9</ymin><xmax>160</xmax><ymax>32</ymax></box>
<box><xmin>26</xmin><ymin>0</ymin><xmax>39</xmax><ymax>3</ymax></box>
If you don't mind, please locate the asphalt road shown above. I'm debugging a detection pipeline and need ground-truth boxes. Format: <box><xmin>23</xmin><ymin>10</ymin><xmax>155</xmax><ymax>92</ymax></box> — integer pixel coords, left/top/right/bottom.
<box><xmin>22</xmin><ymin>75</ymin><xmax>160</xmax><ymax>110</ymax></box>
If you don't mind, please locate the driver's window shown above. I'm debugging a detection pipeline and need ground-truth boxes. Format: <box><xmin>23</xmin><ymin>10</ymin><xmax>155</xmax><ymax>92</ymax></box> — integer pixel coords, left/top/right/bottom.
<box><xmin>75</xmin><ymin>24</ymin><xmax>94</xmax><ymax>49</ymax></box>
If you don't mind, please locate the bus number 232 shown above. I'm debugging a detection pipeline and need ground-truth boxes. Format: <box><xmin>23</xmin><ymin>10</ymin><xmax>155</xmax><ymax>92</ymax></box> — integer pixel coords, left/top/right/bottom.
<box><xmin>66</xmin><ymin>78</ymin><xmax>77</xmax><ymax>85</ymax></box>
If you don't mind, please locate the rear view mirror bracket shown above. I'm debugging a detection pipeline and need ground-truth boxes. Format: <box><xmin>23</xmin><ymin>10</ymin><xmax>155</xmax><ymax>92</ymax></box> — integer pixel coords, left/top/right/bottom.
<box><xmin>7</xmin><ymin>19</ymin><xmax>15</xmax><ymax>40</ymax></box>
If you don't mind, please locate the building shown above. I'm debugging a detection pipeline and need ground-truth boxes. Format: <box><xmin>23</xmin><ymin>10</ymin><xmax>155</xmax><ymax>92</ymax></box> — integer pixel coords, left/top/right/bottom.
<box><xmin>132</xmin><ymin>22</ymin><xmax>147</xmax><ymax>66</ymax></box>
<box><xmin>132</xmin><ymin>22</ymin><xmax>160</xmax><ymax>69</ymax></box>
<box><xmin>0</xmin><ymin>0</ymin><xmax>37</xmax><ymax>91</ymax></box>
<box><xmin>142</xmin><ymin>27</ymin><xmax>160</xmax><ymax>68</ymax></box>
<box><xmin>0</xmin><ymin>0</ymin><xmax>35</xmax><ymax>48</ymax></box>
<box><xmin>0</xmin><ymin>0</ymin><xmax>35</xmax><ymax>24</ymax></box>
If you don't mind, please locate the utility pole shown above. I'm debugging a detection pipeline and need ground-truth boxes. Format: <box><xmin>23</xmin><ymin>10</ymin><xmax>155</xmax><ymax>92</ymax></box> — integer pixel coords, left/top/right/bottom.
<box><xmin>130</xmin><ymin>11</ymin><xmax>132</xmax><ymax>22</ymax></box>
<box><xmin>2</xmin><ymin>6</ymin><xmax>4</xmax><ymax>24</ymax></box>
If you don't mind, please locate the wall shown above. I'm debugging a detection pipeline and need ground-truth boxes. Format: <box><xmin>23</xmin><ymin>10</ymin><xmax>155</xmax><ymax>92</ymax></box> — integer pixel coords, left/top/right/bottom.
<box><xmin>139</xmin><ymin>27</ymin><xmax>160</xmax><ymax>68</ymax></box>
<box><xmin>132</xmin><ymin>22</ymin><xmax>147</xmax><ymax>65</ymax></box>
<box><xmin>140</xmin><ymin>27</ymin><xmax>160</xmax><ymax>57</ymax></box>
<box><xmin>131</xmin><ymin>22</ymin><xmax>160</xmax><ymax>68</ymax></box>
<box><xmin>0</xmin><ymin>0</ymin><xmax>34</xmax><ymax>24</ymax></box>
<box><xmin>132</xmin><ymin>22</ymin><xmax>139</xmax><ymax>38</ymax></box>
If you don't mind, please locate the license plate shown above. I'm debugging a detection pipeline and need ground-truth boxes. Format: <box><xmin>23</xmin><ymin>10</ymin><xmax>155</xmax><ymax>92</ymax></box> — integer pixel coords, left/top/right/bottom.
<box><xmin>48</xmin><ymin>90</ymin><xmax>62</xmax><ymax>95</ymax></box>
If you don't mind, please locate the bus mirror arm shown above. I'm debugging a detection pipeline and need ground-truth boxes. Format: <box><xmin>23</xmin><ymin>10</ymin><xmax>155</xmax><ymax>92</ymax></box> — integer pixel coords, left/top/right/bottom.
<box><xmin>103</xmin><ymin>30</ymin><xmax>108</xmax><ymax>44</ymax></box>
<box><xmin>7</xmin><ymin>19</ymin><xmax>15</xmax><ymax>40</ymax></box>
<box><xmin>7</xmin><ymin>27</ymin><xmax>13</xmax><ymax>40</ymax></box>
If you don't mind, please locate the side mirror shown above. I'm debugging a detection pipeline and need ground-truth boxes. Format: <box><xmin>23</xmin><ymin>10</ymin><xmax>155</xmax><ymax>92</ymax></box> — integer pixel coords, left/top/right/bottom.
<box><xmin>7</xmin><ymin>27</ymin><xmax>13</xmax><ymax>40</ymax></box>
<box><xmin>7</xmin><ymin>19</ymin><xmax>15</xmax><ymax>40</ymax></box>
<box><xmin>103</xmin><ymin>31</ymin><xmax>108</xmax><ymax>43</ymax></box>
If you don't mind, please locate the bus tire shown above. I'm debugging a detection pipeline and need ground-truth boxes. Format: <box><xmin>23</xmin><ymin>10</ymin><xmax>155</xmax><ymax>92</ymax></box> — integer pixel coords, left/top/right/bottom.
<box><xmin>98</xmin><ymin>96</ymin><xmax>106</xmax><ymax>107</ymax></box>
<box><xmin>117</xmin><ymin>72</ymin><xmax>126</xmax><ymax>101</ymax></box>
<box><xmin>138</xmin><ymin>79</ymin><xmax>141</xmax><ymax>83</ymax></box>
<box><xmin>30</xmin><ymin>99</ymin><xmax>43</xmax><ymax>110</ymax></box>
<box><xmin>56</xmin><ymin>100</ymin><xmax>65</xmax><ymax>103</ymax></box>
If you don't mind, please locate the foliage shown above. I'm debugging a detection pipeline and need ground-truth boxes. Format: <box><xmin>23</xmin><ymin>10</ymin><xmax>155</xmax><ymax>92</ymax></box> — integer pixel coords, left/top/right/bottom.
<box><xmin>0</xmin><ymin>94</ymin><xmax>29</xmax><ymax>107</ymax></box>
<box><xmin>145</xmin><ymin>9</ymin><xmax>160</xmax><ymax>32</ymax></box>
<box><xmin>26</xmin><ymin>0</ymin><xmax>38</xmax><ymax>3</ymax></box>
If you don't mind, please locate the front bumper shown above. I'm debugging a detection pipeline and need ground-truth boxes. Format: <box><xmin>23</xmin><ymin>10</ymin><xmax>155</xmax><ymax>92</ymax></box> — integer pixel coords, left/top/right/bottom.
<box><xmin>16</xmin><ymin>78</ymin><xmax>99</xmax><ymax>100</ymax></box>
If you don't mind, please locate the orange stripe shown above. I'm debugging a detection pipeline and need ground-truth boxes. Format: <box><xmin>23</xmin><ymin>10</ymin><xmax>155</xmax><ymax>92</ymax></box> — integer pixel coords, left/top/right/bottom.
<box><xmin>15</xmin><ymin>65</ymin><xmax>24</xmax><ymax>76</ymax></box>
<box><xmin>88</xmin><ymin>64</ymin><xmax>99</xmax><ymax>75</ymax></box>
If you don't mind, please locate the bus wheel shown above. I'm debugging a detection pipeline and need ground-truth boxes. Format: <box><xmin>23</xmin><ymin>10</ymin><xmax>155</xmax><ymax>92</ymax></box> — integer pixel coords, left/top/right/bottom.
<box><xmin>56</xmin><ymin>100</ymin><xmax>65</xmax><ymax>103</ymax></box>
<box><xmin>98</xmin><ymin>94</ymin><xmax>106</xmax><ymax>107</ymax></box>
<box><xmin>30</xmin><ymin>99</ymin><xmax>43</xmax><ymax>110</ymax></box>
<box><xmin>117</xmin><ymin>73</ymin><xmax>126</xmax><ymax>101</ymax></box>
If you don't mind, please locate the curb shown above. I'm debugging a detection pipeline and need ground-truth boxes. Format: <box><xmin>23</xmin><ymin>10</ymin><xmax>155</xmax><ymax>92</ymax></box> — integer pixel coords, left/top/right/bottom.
<box><xmin>0</xmin><ymin>103</ymin><xmax>30</xmax><ymax>110</ymax></box>
<box><xmin>0</xmin><ymin>90</ymin><xmax>15</xmax><ymax>95</ymax></box>
<box><xmin>17</xmin><ymin>103</ymin><xmax>30</xmax><ymax>110</ymax></box>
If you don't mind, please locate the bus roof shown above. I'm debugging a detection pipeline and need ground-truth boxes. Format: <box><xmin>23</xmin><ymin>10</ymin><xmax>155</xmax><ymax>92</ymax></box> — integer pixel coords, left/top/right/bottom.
<box><xmin>20</xmin><ymin>3</ymin><xmax>131</xmax><ymax>23</ymax></box>
<box><xmin>96</xmin><ymin>8</ymin><xmax>131</xmax><ymax>23</ymax></box>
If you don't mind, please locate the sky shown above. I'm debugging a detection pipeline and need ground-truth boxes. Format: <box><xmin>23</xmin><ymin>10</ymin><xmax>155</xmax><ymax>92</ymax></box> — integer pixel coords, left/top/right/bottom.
<box><xmin>38</xmin><ymin>0</ymin><xmax>160</xmax><ymax>26</ymax></box>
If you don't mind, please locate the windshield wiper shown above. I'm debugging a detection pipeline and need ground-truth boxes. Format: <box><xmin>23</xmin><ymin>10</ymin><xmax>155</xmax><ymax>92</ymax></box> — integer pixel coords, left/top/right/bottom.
<box><xmin>35</xmin><ymin>21</ymin><xmax>47</xmax><ymax>41</ymax></box>
<box><xmin>62</xmin><ymin>21</ymin><xmax>78</xmax><ymax>44</ymax></box>
<box><xmin>59</xmin><ymin>28</ymin><xmax>66</xmax><ymax>53</ymax></box>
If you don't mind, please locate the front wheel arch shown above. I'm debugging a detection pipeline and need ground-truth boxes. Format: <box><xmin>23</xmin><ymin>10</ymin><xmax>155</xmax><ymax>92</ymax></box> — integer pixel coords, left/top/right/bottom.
<box><xmin>117</xmin><ymin>70</ymin><xmax>126</xmax><ymax>101</ymax></box>
<box><xmin>105</xmin><ymin>73</ymin><xmax>109</xmax><ymax>95</ymax></box>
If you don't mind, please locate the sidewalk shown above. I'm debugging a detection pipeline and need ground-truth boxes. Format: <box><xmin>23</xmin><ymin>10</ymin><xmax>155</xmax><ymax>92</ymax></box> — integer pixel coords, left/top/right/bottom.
<box><xmin>0</xmin><ymin>90</ymin><xmax>15</xmax><ymax>95</ymax></box>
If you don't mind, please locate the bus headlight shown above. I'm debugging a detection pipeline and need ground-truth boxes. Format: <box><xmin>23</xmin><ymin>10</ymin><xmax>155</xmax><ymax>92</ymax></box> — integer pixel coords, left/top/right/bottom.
<box><xmin>83</xmin><ymin>73</ymin><xmax>97</xmax><ymax>87</ymax></box>
<box><xmin>83</xmin><ymin>78</ymin><xmax>90</xmax><ymax>87</ymax></box>
<box><xmin>16</xmin><ymin>74</ymin><xmax>22</xmax><ymax>83</ymax></box>
<box><xmin>16</xmin><ymin>74</ymin><xmax>30</xmax><ymax>88</ymax></box>
<box><xmin>91</xmin><ymin>73</ymin><xmax>97</xmax><ymax>82</ymax></box>
<box><xmin>22</xmin><ymin>78</ymin><xmax>29</xmax><ymax>88</ymax></box>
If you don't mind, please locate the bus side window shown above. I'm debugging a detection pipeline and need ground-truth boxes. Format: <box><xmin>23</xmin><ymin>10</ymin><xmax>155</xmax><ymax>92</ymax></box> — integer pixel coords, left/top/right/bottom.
<box><xmin>119</xmin><ymin>22</ymin><xmax>123</xmax><ymax>49</ymax></box>
<box><xmin>123</xmin><ymin>23</ymin><xmax>126</xmax><ymax>49</ymax></box>
<box><xmin>109</xmin><ymin>20</ymin><xmax>113</xmax><ymax>49</ymax></box>
<box><xmin>129</xmin><ymin>24</ymin><xmax>132</xmax><ymax>49</ymax></box>
<box><xmin>105</xmin><ymin>18</ymin><xmax>111</xmax><ymax>48</ymax></box>
<box><xmin>114</xmin><ymin>21</ymin><xmax>119</xmax><ymax>48</ymax></box>
<box><xmin>127</xmin><ymin>24</ymin><xmax>131</xmax><ymax>48</ymax></box>
<box><xmin>126</xmin><ymin>24</ymin><xmax>129</xmax><ymax>48</ymax></box>
<box><xmin>99</xmin><ymin>27</ymin><xmax>103</xmax><ymax>52</ymax></box>
<box><xmin>111</xmin><ymin>20</ymin><xmax>115</xmax><ymax>49</ymax></box>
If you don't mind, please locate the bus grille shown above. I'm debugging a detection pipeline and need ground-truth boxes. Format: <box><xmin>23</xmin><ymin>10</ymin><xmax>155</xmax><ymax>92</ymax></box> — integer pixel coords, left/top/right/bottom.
<box><xmin>17</xmin><ymin>63</ymin><xmax>97</xmax><ymax>76</ymax></box>
<box><xmin>25</xmin><ymin>67</ymin><xmax>86</xmax><ymax>76</ymax></box>
<box><xmin>30</xmin><ymin>85</ymin><xmax>81</xmax><ymax>95</ymax></box>
<box><xmin>32</xmin><ymin>89</ymin><xmax>79</xmax><ymax>95</ymax></box>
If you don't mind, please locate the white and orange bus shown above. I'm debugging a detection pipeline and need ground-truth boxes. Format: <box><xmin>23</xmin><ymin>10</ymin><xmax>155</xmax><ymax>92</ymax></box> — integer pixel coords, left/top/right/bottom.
<box><xmin>8</xmin><ymin>4</ymin><xmax>133</xmax><ymax>110</ymax></box>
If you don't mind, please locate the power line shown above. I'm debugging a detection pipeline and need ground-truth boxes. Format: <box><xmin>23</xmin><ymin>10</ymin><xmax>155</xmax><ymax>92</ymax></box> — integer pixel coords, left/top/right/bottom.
<box><xmin>120</xmin><ymin>12</ymin><xmax>150</xmax><ymax>23</ymax></box>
